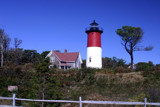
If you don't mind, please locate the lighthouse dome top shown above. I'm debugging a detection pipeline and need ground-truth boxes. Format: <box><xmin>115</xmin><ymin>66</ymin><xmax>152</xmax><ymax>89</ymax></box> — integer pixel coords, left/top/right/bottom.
<box><xmin>90</xmin><ymin>20</ymin><xmax>99</xmax><ymax>26</ymax></box>
<box><xmin>86</xmin><ymin>20</ymin><xmax>103</xmax><ymax>34</ymax></box>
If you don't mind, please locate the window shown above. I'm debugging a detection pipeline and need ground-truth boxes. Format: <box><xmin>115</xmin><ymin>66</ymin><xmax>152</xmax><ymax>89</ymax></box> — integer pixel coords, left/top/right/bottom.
<box><xmin>50</xmin><ymin>57</ymin><xmax>55</xmax><ymax>62</ymax></box>
<box><xmin>61</xmin><ymin>66</ymin><xmax>64</xmax><ymax>69</ymax></box>
<box><xmin>89</xmin><ymin>57</ymin><xmax>91</xmax><ymax>62</ymax></box>
<box><xmin>49</xmin><ymin>65</ymin><xmax>53</xmax><ymax>68</ymax></box>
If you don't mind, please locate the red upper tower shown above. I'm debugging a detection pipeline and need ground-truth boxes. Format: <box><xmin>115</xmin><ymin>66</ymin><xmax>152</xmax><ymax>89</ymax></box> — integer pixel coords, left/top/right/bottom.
<box><xmin>86</xmin><ymin>20</ymin><xmax>103</xmax><ymax>47</ymax></box>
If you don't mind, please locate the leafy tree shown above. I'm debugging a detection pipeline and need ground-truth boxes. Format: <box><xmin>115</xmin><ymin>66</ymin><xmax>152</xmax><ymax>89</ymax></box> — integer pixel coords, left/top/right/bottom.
<box><xmin>41</xmin><ymin>51</ymin><xmax>50</xmax><ymax>59</ymax></box>
<box><xmin>55</xmin><ymin>50</ymin><xmax>60</xmax><ymax>52</ymax></box>
<box><xmin>102</xmin><ymin>57</ymin><xmax>112</xmax><ymax>68</ymax></box>
<box><xmin>81</xmin><ymin>59</ymin><xmax>86</xmax><ymax>68</ymax></box>
<box><xmin>34</xmin><ymin>58</ymin><xmax>61</xmax><ymax>107</ymax></box>
<box><xmin>116</xmin><ymin>26</ymin><xmax>153</xmax><ymax>68</ymax></box>
<box><xmin>117</xmin><ymin>58</ymin><xmax>126</xmax><ymax>66</ymax></box>
<box><xmin>136</xmin><ymin>61</ymin><xmax>154</xmax><ymax>71</ymax></box>
<box><xmin>21</xmin><ymin>50</ymin><xmax>41</xmax><ymax>65</ymax></box>
<box><xmin>102</xmin><ymin>57</ymin><xmax>126</xmax><ymax>68</ymax></box>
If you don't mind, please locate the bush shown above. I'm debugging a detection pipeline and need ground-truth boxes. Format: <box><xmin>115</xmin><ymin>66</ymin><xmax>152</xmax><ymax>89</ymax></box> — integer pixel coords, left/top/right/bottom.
<box><xmin>136</xmin><ymin>61</ymin><xmax>154</xmax><ymax>71</ymax></box>
<box><xmin>102</xmin><ymin>57</ymin><xmax>126</xmax><ymax>69</ymax></box>
<box><xmin>148</xmin><ymin>87</ymin><xmax>160</xmax><ymax>102</ymax></box>
<box><xmin>155</xmin><ymin>64</ymin><xmax>160</xmax><ymax>71</ymax></box>
<box><xmin>96</xmin><ymin>76</ymin><xmax>108</xmax><ymax>88</ymax></box>
<box><xmin>114</xmin><ymin>66</ymin><xmax>131</xmax><ymax>73</ymax></box>
<box><xmin>129</xmin><ymin>92</ymin><xmax>151</xmax><ymax>107</ymax></box>
<box><xmin>142</xmin><ymin>70</ymin><xmax>160</xmax><ymax>82</ymax></box>
<box><xmin>82</xmin><ymin>68</ymin><xmax>97</xmax><ymax>85</ymax></box>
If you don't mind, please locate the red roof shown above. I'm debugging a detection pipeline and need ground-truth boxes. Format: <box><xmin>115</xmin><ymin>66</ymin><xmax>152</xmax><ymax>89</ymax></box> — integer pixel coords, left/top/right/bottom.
<box><xmin>52</xmin><ymin>50</ymin><xmax>79</xmax><ymax>62</ymax></box>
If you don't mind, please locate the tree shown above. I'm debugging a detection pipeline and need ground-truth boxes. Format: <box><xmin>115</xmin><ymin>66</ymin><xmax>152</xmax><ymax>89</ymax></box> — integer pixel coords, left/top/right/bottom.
<box><xmin>14</xmin><ymin>37</ymin><xmax>22</xmax><ymax>49</ymax></box>
<box><xmin>41</xmin><ymin>51</ymin><xmax>50</xmax><ymax>59</ymax></box>
<box><xmin>102</xmin><ymin>57</ymin><xmax>126</xmax><ymax>68</ymax></box>
<box><xmin>35</xmin><ymin>59</ymin><xmax>50</xmax><ymax>107</ymax></box>
<box><xmin>116</xmin><ymin>26</ymin><xmax>153</xmax><ymax>68</ymax></box>
<box><xmin>3</xmin><ymin>35</ymin><xmax>11</xmax><ymax>65</ymax></box>
<box><xmin>0</xmin><ymin>29</ymin><xmax>8</xmax><ymax>67</ymax></box>
<box><xmin>3</xmin><ymin>34</ymin><xmax>11</xmax><ymax>52</ymax></box>
<box><xmin>14</xmin><ymin>38</ymin><xmax>22</xmax><ymax>65</ymax></box>
<box><xmin>35</xmin><ymin>58</ymin><xmax>61</xmax><ymax>107</ymax></box>
<box><xmin>21</xmin><ymin>50</ymin><xmax>41</xmax><ymax>65</ymax></box>
<box><xmin>81</xmin><ymin>59</ymin><xmax>86</xmax><ymax>68</ymax></box>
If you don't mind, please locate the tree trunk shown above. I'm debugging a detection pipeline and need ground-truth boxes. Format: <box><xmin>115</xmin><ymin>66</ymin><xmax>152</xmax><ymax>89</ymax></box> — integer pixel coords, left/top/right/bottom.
<box><xmin>41</xmin><ymin>87</ymin><xmax>44</xmax><ymax>107</ymax></box>
<box><xmin>1</xmin><ymin>44</ymin><xmax>3</xmax><ymax>67</ymax></box>
<box><xmin>41</xmin><ymin>76</ymin><xmax>45</xmax><ymax>107</ymax></box>
<box><xmin>130</xmin><ymin>53</ymin><xmax>133</xmax><ymax>69</ymax></box>
<box><xmin>14</xmin><ymin>49</ymin><xmax>18</xmax><ymax>65</ymax></box>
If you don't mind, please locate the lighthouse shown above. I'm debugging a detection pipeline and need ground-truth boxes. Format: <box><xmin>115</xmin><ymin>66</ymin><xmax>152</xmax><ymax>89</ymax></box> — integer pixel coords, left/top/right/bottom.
<box><xmin>86</xmin><ymin>20</ymin><xmax>103</xmax><ymax>68</ymax></box>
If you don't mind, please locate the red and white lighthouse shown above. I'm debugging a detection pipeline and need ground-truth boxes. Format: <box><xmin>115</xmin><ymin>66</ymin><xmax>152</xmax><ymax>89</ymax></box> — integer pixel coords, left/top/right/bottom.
<box><xmin>86</xmin><ymin>20</ymin><xmax>103</xmax><ymax>68</ymax></box>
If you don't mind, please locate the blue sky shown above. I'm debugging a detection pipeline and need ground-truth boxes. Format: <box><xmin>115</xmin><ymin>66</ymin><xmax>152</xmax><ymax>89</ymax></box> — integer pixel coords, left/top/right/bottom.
<box><xmin>0</xmin><ymin>0</ymin><xmax>160</xmax><ymax>64</ymax></box>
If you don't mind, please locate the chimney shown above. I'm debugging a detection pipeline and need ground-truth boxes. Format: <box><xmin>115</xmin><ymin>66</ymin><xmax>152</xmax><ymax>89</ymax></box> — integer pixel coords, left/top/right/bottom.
<box><xmin>65</xmin><ymin>49</ymin><xmax>67</xmax><ymax>53</ymax></box>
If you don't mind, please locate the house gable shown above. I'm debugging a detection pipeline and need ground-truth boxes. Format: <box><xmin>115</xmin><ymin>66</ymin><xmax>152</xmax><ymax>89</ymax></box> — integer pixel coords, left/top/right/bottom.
<box><xmin>46</xmin><ymin>50</ymin><xmax>83</xmax><ymax>69</ymax></box>
<box><xmin>46</xmin><ymin>50</ymin><xmax>60</xmax><ymax>68</ymax></box>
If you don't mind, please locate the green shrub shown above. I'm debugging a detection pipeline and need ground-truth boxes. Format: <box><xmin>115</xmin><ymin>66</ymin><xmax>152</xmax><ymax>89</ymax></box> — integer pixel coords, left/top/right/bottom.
<box><xmin>129</xmin><ymin>92</ymin><xmax>151</xmax><ymax>107</ymax></box>
<box><xmin>96</xmin><ymin>76</ymin><xmax>108</xmax><ymax>88</ymax></box>
<box><xmin>148</xmin><ymin>87</ymin><xmax>160</xmax><ymax>102</ymax></box>
<box><xmin>136</xmin><ymin>62</ymin><xmax>154</xmax><ymax>71</ymax></box>
<box><xmin>142</xmin><ymin>70</ymin><xmax>160</xmax><ymax>82</ymax></box>
<box><xmin>81</xmin><ymin>68</ymin><xmax>97</xmax><ymax>85</ymax></box>
<box><xmin>102</xmin><ymin>57</ymin><xmax>126</xmax><ymax>69</ymax></box>
<box><xmin>155</xmin><ymin>64</ymin><xmax>160</xmax><ymax>71</ymax></box>
<box><xmin>114</xmin><ymin>66</ymin><xmax>131</xmax><ymax>73</ymax></box>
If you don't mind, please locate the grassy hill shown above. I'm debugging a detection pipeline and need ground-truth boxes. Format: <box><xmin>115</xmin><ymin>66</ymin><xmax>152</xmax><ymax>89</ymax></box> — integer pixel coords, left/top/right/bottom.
<box><xmin>0</xmin><ymin>65</ymin><xmax>160</xmax><ymax>107</ymax></box>
<box><xmin>56</xmin><ymin>68</ymin><xmax>160</xmax><ymax>107</ymax></box>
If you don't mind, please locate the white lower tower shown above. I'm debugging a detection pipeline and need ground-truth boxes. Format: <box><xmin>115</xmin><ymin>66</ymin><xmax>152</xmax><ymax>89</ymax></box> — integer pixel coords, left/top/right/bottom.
<box><xmin>87</xmin><ymin>47</ymin><xmax>102</xmax><ymax>68</ymax></box>
<box><xmin>86</xmin><ymin>20</ymin><xmax>103</xmax><ymax>68</ymax></box>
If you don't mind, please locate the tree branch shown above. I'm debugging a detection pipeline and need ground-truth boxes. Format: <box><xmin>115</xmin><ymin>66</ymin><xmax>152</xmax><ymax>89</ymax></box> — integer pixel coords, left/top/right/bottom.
<box><xmin>124</xmin><ymin>41</ymin><xmax>131</xmax><ymax>54</ymax></box>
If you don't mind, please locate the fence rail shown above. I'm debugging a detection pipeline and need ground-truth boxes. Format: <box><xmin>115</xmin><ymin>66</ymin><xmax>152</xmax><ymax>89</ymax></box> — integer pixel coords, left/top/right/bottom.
<box><xmin>1</xmin><ymin>94</ymin><xmax>160</xmax><ymax>107</ymax></box>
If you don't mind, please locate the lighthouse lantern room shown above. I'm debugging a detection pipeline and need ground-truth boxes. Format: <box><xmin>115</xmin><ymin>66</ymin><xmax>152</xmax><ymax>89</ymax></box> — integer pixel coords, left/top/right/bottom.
<box><xmin>86</xmin><ymin>20</ymin><xmax>103</xmax><ymax>68</ymax></box>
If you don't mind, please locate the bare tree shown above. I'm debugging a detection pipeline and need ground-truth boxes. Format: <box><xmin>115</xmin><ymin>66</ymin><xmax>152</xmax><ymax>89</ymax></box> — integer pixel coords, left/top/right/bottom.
<box><xmin>0</xmin><ymin>29</ymin><xmax>5</xmax><ymax>67</ymax></box>
<box><xmin>14</xmin><ymin>37</ymin><xmax>22</xmax><ymax>65</ymax></box>
<box><xmin>14</xmin><ymin>37</ymin><xmax>22</xmax><ymax>50</ymax></box>
<box><xmin>3</xmin><ymin>35</ymin><xmax>11</xmax><ymax>52</ymax></box>
<box><xmin>3</xmin><ymin>35</ymin><xmax>11</xmax><ymax>65</ymax></box>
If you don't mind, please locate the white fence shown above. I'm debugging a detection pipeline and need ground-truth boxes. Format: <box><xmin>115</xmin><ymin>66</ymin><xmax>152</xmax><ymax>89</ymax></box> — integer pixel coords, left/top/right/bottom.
<box><xmin>0</xmin><ymin>94</ymin><xmax>160</xmax><ymax>107</ymax></box>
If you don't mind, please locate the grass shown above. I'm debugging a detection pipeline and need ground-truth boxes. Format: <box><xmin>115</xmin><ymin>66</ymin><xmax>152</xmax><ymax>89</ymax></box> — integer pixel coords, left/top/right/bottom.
<box><xmin>1</xmin><ymin>67</ymin><xmax>160</xmax><ymax>107</ymax></box>
<box><xmin>56</xmin><ymin>69</ymin><xmax>160</xmax><ymax>104</ymax></box>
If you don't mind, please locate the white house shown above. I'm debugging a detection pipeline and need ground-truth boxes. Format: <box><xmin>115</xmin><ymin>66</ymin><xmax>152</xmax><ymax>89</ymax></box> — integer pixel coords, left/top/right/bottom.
<box><xmin>46</xmin><ymin>50</ymin><xmax>82</xmax><ymax>70</ymax></box>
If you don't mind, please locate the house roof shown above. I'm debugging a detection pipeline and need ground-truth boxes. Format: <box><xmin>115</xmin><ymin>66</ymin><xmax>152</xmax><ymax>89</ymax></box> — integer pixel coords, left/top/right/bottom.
<box><xmin>52</xmin><ymin>50</ymin><xmax>79</xmax><ymax>62</ymax></box>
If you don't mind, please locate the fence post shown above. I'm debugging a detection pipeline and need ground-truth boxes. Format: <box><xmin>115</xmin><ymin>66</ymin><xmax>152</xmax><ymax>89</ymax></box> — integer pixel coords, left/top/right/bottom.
<box><xmin>79</xmin><ymin>97</ymin><xmax>82</xmax><ymax>107</ymax></box>
<box><xmin>13</xmin><ymin>93</ymin><xmax>16</xmax><ymax>107</ymax></box>
<box><xmin>144</xmin><ymin>97</ymin><xmax>147</xmax><ymax>107</ymax></box>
